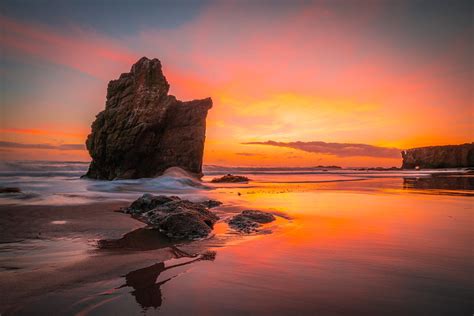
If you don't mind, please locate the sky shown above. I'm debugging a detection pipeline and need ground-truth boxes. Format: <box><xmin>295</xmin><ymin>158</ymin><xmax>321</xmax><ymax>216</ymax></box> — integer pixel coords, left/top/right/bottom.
<box><xmin>0</xmin><ymin>0</ymin><xmax>472</xmax><ymax>167</ymax></box>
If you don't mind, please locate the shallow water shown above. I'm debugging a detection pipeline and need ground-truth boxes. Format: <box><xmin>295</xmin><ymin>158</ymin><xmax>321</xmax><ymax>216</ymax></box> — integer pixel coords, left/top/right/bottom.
<box><xmin>0</xmin><ymin>161</ymin><xmax>472</xmax><ymax>315</ymax></box>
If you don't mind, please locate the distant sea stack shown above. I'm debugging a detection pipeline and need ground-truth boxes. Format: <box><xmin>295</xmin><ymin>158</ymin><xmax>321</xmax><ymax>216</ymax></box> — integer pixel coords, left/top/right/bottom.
<box><xmin>84</xmin><ymin>57</ymin><xmax>212</xmax><ymax>180</ymax></box>
<box><xmin>401</xmin><ymin>143</ymin><xmax>474</xmax><ymax>169</ymax></box>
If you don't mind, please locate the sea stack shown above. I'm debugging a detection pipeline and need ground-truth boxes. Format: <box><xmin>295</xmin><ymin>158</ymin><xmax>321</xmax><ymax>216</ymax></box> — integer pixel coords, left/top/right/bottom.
<box><xmin>84</xmin><ymin>57</ymin><xmax>212</xmax><ymax>180</ymax></box>
<box><xmin>401</xmin><ymin>143</ymin><xmax>474</xmax><ymax>169</ymax></box>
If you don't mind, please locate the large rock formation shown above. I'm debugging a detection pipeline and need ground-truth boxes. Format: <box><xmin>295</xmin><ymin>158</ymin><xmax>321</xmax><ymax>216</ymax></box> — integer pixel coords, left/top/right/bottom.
<box><xmin>401</xmin><ymin>143</ymin><xmax>474</xmax><ymax>169</ymax></box>
<box><xmin>85</xmin><ymin>57</ymin><xmax>212</xmax><ymax>180</ymax></box>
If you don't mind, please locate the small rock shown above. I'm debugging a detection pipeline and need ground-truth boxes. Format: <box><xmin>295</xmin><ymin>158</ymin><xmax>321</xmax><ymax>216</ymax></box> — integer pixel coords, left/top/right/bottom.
<box><xmin>239</xmin><ymin>210</ymin><xmax>276</xmax><ymax>223</ymax></box>
<box><xmin>200</xmin><ymin>199</ymin><xmax>223</xmax><ymax>208</ymax></box>
<box><xmin>228</xmin><ymin>210</ymin><xmax>276</xmax><ymax>233</ymax></box>
<box><xmin>0</xmin><ymin>187</ymin><xmax>21</xmax><ymax>193</ymax></box>
<box><xmin>211</xmin><ymin>174</ymin><xmax>250</xmax><ymax>183</ymax></box>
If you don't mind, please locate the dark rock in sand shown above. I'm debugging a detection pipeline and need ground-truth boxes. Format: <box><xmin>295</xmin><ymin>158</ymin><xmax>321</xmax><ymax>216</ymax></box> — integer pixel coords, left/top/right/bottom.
<box><xmin>228</xmin><ymin>210</ymin><xmax>276</xmax><ymax>233</ymax></box>
<box><xmin>84</xmin><ymin>57</ymin><xmax>212</xmax><ymax>180</ymax></box>
<box><xmin>200</xmin><ymin>199</ymin><xmax>223</xmax><ymax>208</ymax></box>
<box><xmin>0</xmin><ymin>187</ymin><xmax>21</xmax><ymax>193</ymax></box>
<box><xmin>127</xmin><ymin>194</ymin><xmax>181</xmax><ymax>215</ymax></box>
<box><xmin>211</xmin><ymin>174</ymin><xmax>250</xmax><ymax>183</ymax></box>
<box><xmin>401</xmin><ymin>143</ymin><xmax>474</xmax><ymax>169</ymax></box>
<box><xmin>124</xmin><ymin>194</ymin><xmax>220</xmax><ymax>240</ymax></box>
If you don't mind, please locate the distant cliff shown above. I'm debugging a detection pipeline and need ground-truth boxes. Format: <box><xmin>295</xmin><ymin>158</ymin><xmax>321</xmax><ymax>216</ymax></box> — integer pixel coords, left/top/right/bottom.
<box><xmin>84</xmin><ymin>57</ymin><xmax>212</xmax><ymax>180</ymax></box>
<box><xmin>401</xmin><ymin>143</ymin><xmax>474</xmax><ymax>169</ymax></box>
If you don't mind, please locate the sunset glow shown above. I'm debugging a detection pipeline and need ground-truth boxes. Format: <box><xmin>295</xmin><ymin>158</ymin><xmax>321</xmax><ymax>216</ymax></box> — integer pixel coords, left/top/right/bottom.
<box><xmin>1</xmin><ymin>1</ymin><xmax>472</xmax><ymax>166</ymax></box>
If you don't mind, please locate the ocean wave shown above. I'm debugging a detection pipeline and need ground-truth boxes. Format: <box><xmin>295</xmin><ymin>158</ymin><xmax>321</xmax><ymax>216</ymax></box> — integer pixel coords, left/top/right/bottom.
<box><xmin>0</xmin><ymin>165</ymin><xmax>210</xmax><ymax>205</ymax></box>
<box><xmin>86</xmin><ymin>167</ymin><xmax>209</xmax><ymax>193</ymax></box>
<box><xmin>0</xmin><ymin>161</ymin><xmax>89</xmax><ymax>178</ymax></box>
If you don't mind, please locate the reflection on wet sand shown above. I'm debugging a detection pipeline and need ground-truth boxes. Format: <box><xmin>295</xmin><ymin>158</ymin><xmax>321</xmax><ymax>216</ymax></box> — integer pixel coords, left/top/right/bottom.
<box><xmin>118</xmin><ymin>248</ymin><xmax>216</xmax><ymax>310</ymax></box>
<box><xmin>403</xmin><ymin>175</ymin><xmax>474</xmax><ymax>193</ymax></box>
<box><xmin>98</xmin><ymin>228</ymin><xmax>174</xmax><ymax>251</ymax></box>
<box><xmin>95</xmin><ymin>228</ymin><xmax>218</xmax><ymax>311</ymax></box>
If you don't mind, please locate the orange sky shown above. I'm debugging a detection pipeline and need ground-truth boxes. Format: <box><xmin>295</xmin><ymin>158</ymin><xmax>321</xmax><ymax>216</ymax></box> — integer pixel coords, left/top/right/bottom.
<box><xmin>1</xmin><ymin>1</ymin><xmax>472</xmax><ymax>167</ymax></box>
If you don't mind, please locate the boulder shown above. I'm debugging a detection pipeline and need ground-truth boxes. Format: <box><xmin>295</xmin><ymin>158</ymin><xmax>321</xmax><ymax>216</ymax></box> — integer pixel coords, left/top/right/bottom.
<box><xmin>124</xmin><ymin>194</ymin><xmax>220</xmax><ymax>240</ymax></box>
<box><xmin>401</xmin><ymin>143</ymin><xmax>474</xmax><ymax>169</ymax></box>
<box><xmin>84</xmin><ymin>57</ymin><xmax>212</xmax><ymax>180</ymax></box>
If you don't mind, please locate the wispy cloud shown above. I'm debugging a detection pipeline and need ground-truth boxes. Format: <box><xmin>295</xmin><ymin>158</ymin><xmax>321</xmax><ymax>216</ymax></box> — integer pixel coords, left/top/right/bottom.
<box><xmin>0</xmin><ymin>15</ymin><xmax>137</xmax><ymax>79</ymax></box>
<box><xmin>235</xmin><ymin>152</ymin><xmax>261</xmax><ymax>157</ymax></box>
<box><xmin>0</xmin><ymin>141</ymin><xmax>85</xmax><ymax>151</ymax></box>
<box><xmin>244</xmin><ymin>141</ymin><xmax>401</xmax><ymax>158</ymax></box>
<box><xmin>0</xmin><ymin>128</ymin><xmax>87</xmax><ymax>138</ymax></box>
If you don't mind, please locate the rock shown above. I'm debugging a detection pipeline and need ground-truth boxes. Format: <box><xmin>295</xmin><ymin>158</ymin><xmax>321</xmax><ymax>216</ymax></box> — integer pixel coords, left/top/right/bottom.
<box><xmin>200</xmin><ymin>199</ymin><xmax>223</xmax><ymax>208</ymax></box>
<box><xmin>126</xmin><ymin>194</ymin><xmax>180</xmax><ymax>215</ymax></box>
<box><xmin>124</xmin><ymin>194</ymin><xmax>220</xmax><ymax>240</ymax></box>
<box><xmin>228</xmin><ymin>216</ymin><xmax>260</xmax><ymax>233</ymax></box>
<box><xmin>211</xmin><ymin>174</ymin><xmax>250</xmax><ymax>183</ymax></box>
<box><xmin>0</xmin><ymin>187</ymin><xmax>21</xmax><ymax>193</ymax></box>
<box><xmin>84</xmin><ymin>57</ymin><xmax>212</xmax><ymax>180</ymax></box>
<box><xmin>401</xmin><ymin>143</ymin><xmax>474</xmax><ymax>169</ymax></box>
<box><xmin>157</xmin><ymin>212</ymin><xmax>214</xmax><ymax>240</ymax></box>
<box><xmin>228</xmin><ymin>210</ymin><xmax>276</xmax><ymax>233</ymax></box>
<box><xmin>238</xmin><ymin>210</ymin><xmax>276</xmax><ymax>223</ymax></box>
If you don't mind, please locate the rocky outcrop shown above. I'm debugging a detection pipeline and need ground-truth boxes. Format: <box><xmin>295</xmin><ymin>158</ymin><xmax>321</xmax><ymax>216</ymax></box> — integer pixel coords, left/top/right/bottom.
<box><xmin>228</xmin><ymin>210</ymin><xmax>276</xmax><ymax>233</ymax></box>
<box><xmin>0</xmin><ymin>187</ymin><xmax>21</xmax><ymax>193</ymax></box>
<box><xmin>401</xmin><ymin>143</ymin><xmax>474</xmax><ymax>169</ymax></box>
<box><xmin>123</xmin><ymin>194</ymin><xmax>220</xmax><ymax>240</ymax></box>
<box><xmin>211</xmin><ymin>174</ymin><xmax>250</xmax><ymax>183</ymax></box>
<box><xmin>85</xmin><ymin>57</ymin><xmax>212</xmax><ymax>180</ymax></box>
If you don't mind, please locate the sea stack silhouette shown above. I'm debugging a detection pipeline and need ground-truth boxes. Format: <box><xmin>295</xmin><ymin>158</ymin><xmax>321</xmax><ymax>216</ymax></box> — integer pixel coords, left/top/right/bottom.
<box><xmin>84</xmin><ymin>57</ymin><xmax>212</xmax><ymax>180</ymax></box>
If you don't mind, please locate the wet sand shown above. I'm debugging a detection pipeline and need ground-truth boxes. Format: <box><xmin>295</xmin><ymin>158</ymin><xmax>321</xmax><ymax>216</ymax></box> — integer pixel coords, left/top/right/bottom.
<box><xmin>0</xmin><ymin>174</ymin><xmax>473</xmax><ymax>315</ymax></box>
<box><xmin>0</xmin><ymin>201</ymin><xmax>241</xmax><ymax>314</ymax></box>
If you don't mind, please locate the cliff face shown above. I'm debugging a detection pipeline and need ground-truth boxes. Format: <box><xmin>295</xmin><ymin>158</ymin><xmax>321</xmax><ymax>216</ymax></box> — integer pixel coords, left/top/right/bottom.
<box><xmin>401</xmin><ymin>143</ymin><xmax>474</xmax><ymax>169</ymax></box>
<box><xmin>85</xmin><ymin>57</ymin><xmax>212</xmax><ymax>180</ymax></box>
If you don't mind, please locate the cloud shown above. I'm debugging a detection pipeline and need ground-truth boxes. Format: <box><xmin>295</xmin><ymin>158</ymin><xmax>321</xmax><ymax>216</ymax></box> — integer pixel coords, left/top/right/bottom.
<box><xmin>0</xmin><ymin>141</ymin><xmax>85</xmax><ymax>151</ymax></box>
<box><xmin>0</xmin><ymin>128</ymin><xmax>86</xmax><ymax>138</ymax></box>
<box><xmin>235</xmin><ymin>152</ymin><xmax>261</xmax><ymax>157</ymax></box>
<box><xmin>244</xmin><ymin>141</ymin><xmax>401</xmax><ymax>158</ymax></box>
<box><xmin>0</xmin><ymin>15</ymin><xmax>137</xmax><ymax>79</ymax></box>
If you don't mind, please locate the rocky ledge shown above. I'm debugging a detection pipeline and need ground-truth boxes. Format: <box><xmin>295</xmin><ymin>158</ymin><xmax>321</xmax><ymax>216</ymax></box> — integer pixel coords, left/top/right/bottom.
<box><xmin>228</xmin><ymin>210</ymin><xmax>276</xmax><ymax>233</ymax></box>
<box><xmin>123</xmin><ymin>194</ymin><xmax>221</xmax><ymax>240</ymax></box>
<box><xmin>0</xmin><ymin>187</ymin><xmax>21</xmax><ymax>193</ymax></box>
<box><xmin>84</xmin><ymin>57</ymin><xmax>212</xmax><ymax>180</ymax></box>
<box><xmin>211</xmin><ymin>174</ymin><xmax>250</xmax><ymax>183</ymax></box>
<box><xmin>401</xmin><ymin>143</ymin><xmax>474</xmax><ymax>169</ymax></box>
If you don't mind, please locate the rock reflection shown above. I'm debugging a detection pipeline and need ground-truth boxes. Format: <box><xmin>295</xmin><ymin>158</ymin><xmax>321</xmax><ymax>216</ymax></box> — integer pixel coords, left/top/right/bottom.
<box><xmin>118</xmin><ymin>247</ymin><xmax>216</xmax><ymax>310</ymax></box>
<box><xmin>403</xmin><ymin>175</ymin><xmax>474</xmax><ymax>192</ymax></box>
<box><xmin>97</xmin><ymin>228</ymin><xmax>174</xmax><ymax>251</ymax></box>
